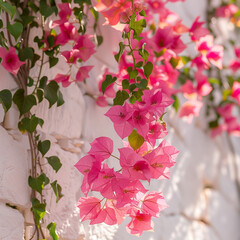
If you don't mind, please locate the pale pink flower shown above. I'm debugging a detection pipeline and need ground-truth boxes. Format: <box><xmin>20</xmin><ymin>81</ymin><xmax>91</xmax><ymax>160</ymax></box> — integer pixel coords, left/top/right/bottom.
<box><xmin>216</xmin><ymin>4</ymin><xmax>238</xmax><ymax>18</ymax></box>
<box><xmin>232</xmin><ymin>81</ymin><xmax>240</xmax><ymax>105</ymax></box>
<box><xmin>76</xmin><ymin>66</ymin><xmax>93</xmax><ymax>82</ymax></box>
<box><xmin>53</xmin><ymin>74</ymin><xmax>71</xmax><ymax>87</ymax></box>
<box><xmin>189</xmin><ymin>17</ymin><xmax>209</xmax><ymax>41</ymax></box>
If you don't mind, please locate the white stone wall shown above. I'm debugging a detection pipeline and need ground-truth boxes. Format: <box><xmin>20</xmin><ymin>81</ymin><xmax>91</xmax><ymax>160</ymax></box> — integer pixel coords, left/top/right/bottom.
<box><xmin>0</xmin><ymin>0</ymin><xmax>240</xmax><ymax>239</ymax></box>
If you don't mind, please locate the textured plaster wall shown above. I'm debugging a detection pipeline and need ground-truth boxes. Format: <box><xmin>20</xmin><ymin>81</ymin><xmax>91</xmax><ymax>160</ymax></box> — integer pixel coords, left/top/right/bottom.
<box><xmin>0</xmin><ymin>0</ymin><xmax>240</xmax><ymax>239</ymax></box>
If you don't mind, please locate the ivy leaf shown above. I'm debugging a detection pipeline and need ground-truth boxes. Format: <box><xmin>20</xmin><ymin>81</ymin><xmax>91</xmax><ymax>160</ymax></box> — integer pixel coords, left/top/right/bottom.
<box><xmin>28</xmin><ymin>174</ymin><xmax>49</xmax><ymax>194</ymax></box>
<box><xmin>47</xmin><ymin>222</ymin><xmax>59</xmax><ymax>240</ymax></box>
<box><xmin>18</xmin><ymin>47</ymin><xmax>34</xmax><ymax>61</ymax></box>
<box><xmin>96</xmin><ymin>35</ymin><xmax>103</xmax><ymax>46</ymax></box>
<box><xmin>7</xmin><ymin>22</ymin><xmax>23</xmax><ymax>41</ymax></box>
<box><xmin>46</xmin><ymin>156</ymin><xmax>62</xmax><ymax>173</ymax></box>
<box><xmin>129</xmin><ymin>13</ymin><xmax>146</xmax><ymax>37</ymax></box>
<box><xmin>39</xmin><ymin>76</ymin><xmax>48</xmax><ymax>89</ymax></box>
<box><xmin>57</xmin><ymin>90</ymin><xmax>64</xmax><ymax>107</ymax></box>
<box><xmin>0</xmin><ymin>0</ymin><xmax>16</xmax><ymax>19</ymax></box>
<box><xmin>122</xmin><ymin>79</ymin><xmax>129</xmax><ymax>90</ymax></box>
<box><xmin>20</xmin><ymin>115</ymin><xmax>44</xmax><ymax>133</ymax></box>
<box><xmin>51</xmin><ymin>180</ymin><xmax>63</xmax><ymax>203</ymax></box>
<box><xmin>143</xmin><ymin>62</ymin><xmax>153</xmax><ymax>79</ymax></box>
<box><xmin>138</xmin><ymin>49</ymin><xmax>149</xmax><ymax>63</ymax></box>
<box><xmin>113</xmin><ymin>90</ymin><xmax>129</xmax><ymax>105</ymax></box>
<box><xmin>31</xmin><ymin>198</ymin><xmax>46</xmax><ymax>226</ymax></box>
<box><xmin>172</xmin><ymin>95</ymin><xmax>179</xmax><ymax>111</ymax></box>
<box><xmin>101</xmin><ymin>75</ymin><xmax>117</xmax><ymax>94</ymax></box>
<box><xmin>44</xmin><ymin>81</ymin><xmax>59</xmax><ymax>108</ymax></box>
<box><xmin>128</xmin><ymin>129</ymin><xmax>144</xmax><ymax>150</ymax></box>
<box><xmin>40</xmin><ymin>0</ymin><xmax>58</xmax><ymax>18</ymax></box>
<box><xmin>49</xmin><ymin>57</ymin><xmax>59</xmax><ymax>68</ymax></box>
<box><xmin>22</xmin><ymin>95</ymin><xmax>37</xmax><ymax>116</ymax></box>
<box><xmin>135</xmin><ymin>79</ymin><xmax>148</xmax><ymax>89</ymax></box>
<box><xmin>114</xmin><ymin>42</ymin><xmax>125</xmax><ymax>62</ymax></box>
<box><xmin>0</xmin><ymin>89</ymin><xmax>12</xmax><ymax>113</ymax></box>
<box><xmin>209</xmin><ymin>119</ymin><xmax>219</xmax><ymax>128</ymax></box>
<box><xmin>13</xmin><ymin>89</ymin><xmax>24</xmax><ymax>113</ymax></box>
<box><xmin>38</xmin><ymin>140</ymin><xmax>50</xmax><ymax>156</ymax></box>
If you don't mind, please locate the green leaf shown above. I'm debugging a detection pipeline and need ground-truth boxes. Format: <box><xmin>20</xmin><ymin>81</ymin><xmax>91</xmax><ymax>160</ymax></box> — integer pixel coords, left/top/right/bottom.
<box><xmin>129</xmin><ymin>69</ymin><xmax>138</xmax><ymax>80</ymax></box>
<box><xmin>38</xmin><ymin>140</ymin><xmax>50</xmax><ymax>156</ymax></box>
<box><xmin>138</xmin><ymin>49</ymin><xmax>149</xmax><ymax>62</ymax></box>
<box><xmin>114</xmin><ymin>42</ymin><xmax>125</xmax><ymax>62</ymax></box>
<box><xmin>46</xmin><ymin>156</ymin><xmax>62</xmax><ymax>173</ymax></box>
<box><xmin>20</xmin><ymin>115</ymin><xmax>42</xmax><ymax>133</ymax></box>
<box><xmin>31</xmin><ymin>198</ymin><xmax>46</xmax><ymax>226</ymax></box>
<box><xmin>209</xmin><ymin>119</ymin><xmax>219</xmax><ymax>128</ymax></box>
<box><xmin>0</xmin><ymin>19</ymin><xmax>3</xmax><ymax>29</ymax></box>
<box><xmin>51</xmin><ymin>180</ymin><xmax>63</xmax><ymax>203</ymax></box>
<box><xmin>132</xmin><ymin>89</ymin><xmax>143</xmax><ymax>101</ymax></box>
<box><xmin>143</xmin><ymin>62</ymin><xmax>153</xmax><ymax>79</ymax></box>
<box><xmin>22</xmin><ymin>95</ymin><xmax>37</xmax><ymax>116</ymax></box>
<box><xmin>40</xmin><ymin>0</ymin><xmax>58</xmax><ymax>18</ymax></box>
<box><xmin>36</xmin><ymin>89</ymin><xmax>44</xmax><ymax>103</ymax></box>
<box><xmin>129</xmin><ymin>13</ymin><xmax>146</xmax><ymax>37</ymax></box>
<box><xmin>44</xmin><ymin>81</ymin><xmax>59</xmax><ymax>108</ymax></box>
<box><xmin>0</xmin><ymin>89</ymin><xmax>12</xmax><ymax>112</ymax></box>
<box><xmin>135</xmin><ymin>79</ymin><xmax>148</xmax><ymax>89</ymax></box>
<box><xmin>135</xmin><ymin>61</ymin><xmax>143</xmax><ymax>68</ymax></box>
<box><xmin>0</xmin><ymin>31</ymin><xmax>8</xmax><ymax>48</ymax></box>
<box><xmin>18</xmin><ymin>47</ymin><xmax>34</xmax><ymax>61</ymax></box>
<box><xmin>0</xmin><ymin>0</ymin><xmax>16</xmax><ymax>19</ymax></box>
<box><xmin>7</xmin><ymin>22</ymin><xmax>23</xmax><ymax>41</ymax></box>
<box><xmin>113</xmin><ymin>90</ymin><xmax>129</xmax><ymax>105</ymax></box>
<box><xmin>39</xmin><ymin>76</ymin><xmax>48</xmax><ymax>89</ymax></box>
<box><xmin>139</xmin><ymin>10</ymin><xmax>146</xmax><ymax>17</ymax></box>
<box><xmin>96</xmin><ymin>35</ymin><xmax>103</xmax><ymax>46</ymax></box>
<box><xmin>128</xmin><ymin>129</ymin><xmax>145</xmax><ymax>150</ymax></box>
<box><xmin>27</xmin><ymin>77</ymin><xmax>34</xmax><ymax>87</ymax></box>
<box><xmin>57</xmin><ymin>90</ymin><xmax>64</xmax><ymax>107</ymax></box>
<box><xmin>47</xmin><ymin>222</ymin><xmax>59</xmax><ymax>240</ymax></box>
<box><xmin>102</xmin><ymin>75</ymin><xmax>117</xmax><ymax>94</ymax></box>
<box><xmin>31</xmin><ymin>54</ymin><xmax>40</xmax><ymax>68</ymax></box>
<box><xmin>208</xmin><ymin>77</ymin><xmax>220</xmax><ymax>85</ymax></box>
<box><xmin>180</xmin><ymin>56</ymin><xmax>191</xmax><ymax>65</ymax></box>
<box><xmin>122</xmin><ymin>79</ymin><xmax>129</xmax><ymax>90</ymax></box>
<box><xmin>172</xmin><ymin>95</ymin><xmax>179</xmax><ymax>112</ymax></box>
<box><xmin>169</xmin><ymin>57</ymin><xmax>179</xmax><ymax>68</ymax></box>
<box><xmin>49</xmin><ymin>57</ymin><xmax>59</xmax><ymax>68</ymax></box>
<box><xmin>28</xmin><ymin>2</ymin><xmax>39</xmax><ymax>12</ymax></box>
<box><xmin>28</xmin><ymin>174</ymin><xmax>49</xmax><ymax>194</ymax></box>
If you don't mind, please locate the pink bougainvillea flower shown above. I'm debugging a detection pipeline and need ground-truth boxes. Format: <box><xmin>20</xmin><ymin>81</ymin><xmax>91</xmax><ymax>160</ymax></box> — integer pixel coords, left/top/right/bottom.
<box><xmin>98</xmin><ymin>69</ymin><xmax>116</xmax><ymax>98</ymax></box>
<box><xmin>216</xmin><ymin>4</ymin><xmax>238</xmax><ymax>18</ymax></box>
<box><xmin>88</xmin><ymin>136</ymin><xmax>113</xmax><ymax>160</ymax></box>
<box><xmin>51</xmin><ymin>3</ymin><xmax>72</xmax><ymax>27</ymax></box>
<box><xmin>144</xmin><ymin>140</ymin><xmax>177</xmax><ymax>179</ymax></box>
<box><xmin>147</xmin><ymin>122</ymin><xmax>168</xmax><ymax>146</ymax></box>
<box><xmin>232</xmin><ymin>81</ymin><xmax>240</xmax><ymax>105</ymax></box>
<box><xmin>195</xmin><ymin>71</ymin><xmax>212</xmax><ymax>97</ymax></box>
<box><xmin>181</xmin><ymin>79</ymin><xmax>197</xmax><ymax>100</ymax></box>
<box><xmin>96</xmin><ymin>95</ymin><xmax>108</xmax><ymax>107</ymax></box>
<box><xmin>56</xmin><ymin>22</ymin><xmax>79</xmax><ymax>45</ymax></box>
<box><xmin>76</xmin><ymin>66</ymin><xmax>94</xmax><ymax>82</ymax></box>
<box><xmin>0</xmin><ymin>47</ymin><xmax>25</xmax><ymax>76</ymax></box>
<box><xmin>77</xmin><ymin>196</ymin><xmax>102</xmax><ymax>222</ymax></box>
<box><xmin>154</xmin><ymin>27</ymin><xmax>186</xmax><ymax>54</ymax></box>
<box><xmin>105</xmin><ymin>104</ymin><xmax>134</xmax><ymax>138</ymax></box>
<box><xmin>126</xmin><ymin>210</ymin><xmax>153</xmax><ymax>236</ymax></box>
<box><xmin>234</xmin><ymin>46</ymin><xmax>240</xmax><ymax>58</ymax></box>
<box><xmin>141</xmin><ymin>191</ymin><xmax>168</xmax><ymax>217</ymax></box>
<box><xmin>229</xmin><ymin>60</ymin><xmax>240</xmax><ymax>72</ymax></box>
<box><xmin>119</xmin><ymin>147</ymin><xmax>151</xmax><ymax>181</ymax></box>
<box><xmin>210</xmin><ymin>124</ymin><xmax>227</xmax><ymax>138</ymax></box>
<box><xmin>189</xmin><ymin>17</ymin><xmax>209</xmax><ymax>41</ymax></box>
<box><xmin>61</xmin><ymin>49</ymin><xmax>80</xmax><ymax>64</ymax></box>
<box><xmin>217</xmin><ymin>104</ymin><xmax>233</xmax><ymax>120</ymax></box>
<box><xmin>179</xmin><ymin>100</ymin><xmax>203</xmax><ymax>123</ymax></box>
<box><xmin>53</xmin><ymin>74</ymin><xmax>71</xmax><ymax>87</ymax></box>
<box><xmin>73</xmin><ymin>35</ymin><xmax>96</xmax><ymax>62</ymax></box>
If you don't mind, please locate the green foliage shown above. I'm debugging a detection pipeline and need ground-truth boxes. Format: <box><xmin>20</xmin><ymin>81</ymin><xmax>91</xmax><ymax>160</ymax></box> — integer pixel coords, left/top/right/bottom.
<box><xmin>28</xmin><ymin>173</ymin><xmax>50</xmax><ymax>194</ymax></box>
<box><xmin>47</xmin><ymin>222</ymin><xmax>59</xmax><ymax>240</ymax></box>
<box><xmin>19</xmin><ymin>115</ymin><xmax>44</xmax><ymax>133</ymax></box>
<box><xmin>172</xmin><ymin>95</ymin><xmax>179</xmax><ymax>112</ymax></box>
<box><xmin>129</xmin><ymin>13</ymin><xmax>146</xmax><ymax>38</ymax></box>
<box><xmin>40</xmin><ymin>0</ymin><xmax>58</xmax><ymax>18</ymax></box>
<box><xmin>31</xmin><ymin>198</ymin><xmax>46</xmax><ymax>226</ymax></box>
<box><xmin>128</xmin><ymin>129</ymin><xmax>145</xmax><ymax>150</ymax></box>
<box><xmin>0</xmin><ymin>89</ymin><xmax>12</xmax><ymax>113</ymax></box>
<box><xmin>51</xmin><ymin>180</ymin><xmax>64</xmax><ymax>203</ymax></box>
<box><xmin>46</xmin><ymin>156</ymin><xmax>62</xmax><ymax>173</ymax></box>
<box><xmin>44</xmin><ymin>81</ymin><xmax>64</xmax><ymax>108</ymax></box>
<box><xmin>101</xmin><ymin>75</ymin><xmax>117</xmax><ymax>94</ymax></box>
<box><xmin>7</xmin><ymin>22</ymin><xmax>23</xmax><ymax>41</ymax></box>
<box><xmin>38</xmin><ymin>140</ymin><xmax>51</xmax><ymax>156</ymax></box>
<box><xmin>13</xmin><ymin>89</ymin><xmax>37</xmax><ymax>116</ymax></box>
<box><xmin>113</xmin><ymin>90</ymin><xmax>129</xmax><ymax>105</ymax></box>
<box><xmin>0</xmin><ymin>0</ymin><xmax>16</xmax><ymax>19</ymax></box>
<box><xmin>143</xmin><ymin>62</ymin><xmax>153</xmax><ymax>79</ymax></box>
<box><xmin>114</xmin><ymin>42</ymin><xmax>125</xmax><ymax>62</ymax></box>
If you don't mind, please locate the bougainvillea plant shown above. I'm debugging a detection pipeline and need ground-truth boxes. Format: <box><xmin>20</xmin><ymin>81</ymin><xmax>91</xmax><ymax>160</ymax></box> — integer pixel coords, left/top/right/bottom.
<box><xmin>0</xmin><ymin>0</ymin><xmax>239</xmax><ymax>239</ymax></box>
